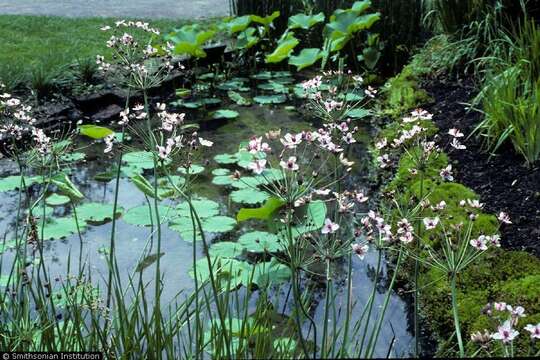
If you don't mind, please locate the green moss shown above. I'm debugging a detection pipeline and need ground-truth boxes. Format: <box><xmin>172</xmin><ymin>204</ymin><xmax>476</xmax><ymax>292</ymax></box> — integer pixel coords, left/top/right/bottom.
<box><xmin>419</xmin><ymin>250</ymin><xmax>540</xmax><ymax>354</ymax></box>
<box><xmin>382</xmin><ymin>65</ymin><xmax>432</xmax><ymax>117</ymax></box>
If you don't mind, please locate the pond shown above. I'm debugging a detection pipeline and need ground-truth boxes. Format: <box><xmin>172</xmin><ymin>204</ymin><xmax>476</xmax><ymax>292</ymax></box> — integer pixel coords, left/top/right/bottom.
<box><xmin>0</xmin><ymin>72</ymin><xmax>416</xmax><ymax>357</ymax></box>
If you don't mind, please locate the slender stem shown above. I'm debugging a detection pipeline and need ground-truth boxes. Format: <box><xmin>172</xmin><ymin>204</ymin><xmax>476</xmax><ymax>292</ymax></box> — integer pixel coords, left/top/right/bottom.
<box><xmin>450</xmin><ymin>274</ymin><xmax>465</xmax><ymax>358</ymax></box>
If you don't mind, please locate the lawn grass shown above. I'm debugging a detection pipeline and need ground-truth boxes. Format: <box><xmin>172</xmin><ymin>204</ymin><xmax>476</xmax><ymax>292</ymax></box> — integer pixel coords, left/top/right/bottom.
<box><xmin>0</xmin><ymin>15</ymin><xmax>204</xmax><ymax>89</ymax></box>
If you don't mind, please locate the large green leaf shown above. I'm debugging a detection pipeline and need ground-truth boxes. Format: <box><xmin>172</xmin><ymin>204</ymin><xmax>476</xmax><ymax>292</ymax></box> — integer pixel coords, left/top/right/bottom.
<box><xmin>251</xmin><ymin>11</ymin><xmax>280</xmax><ymax>27</ymax></box>
<box><xmin>225</xmin><ymin>15</ymin><xmax>252</xmax><ymax>33</ymax></box>
<box><xmin>51</xmin><ymin>174</ymin><xmax>84</xmax><ymax>200</ymax></box>
<box><xmin>131</xmin><ymin>174</ymin><xmax>161</xmax><ymax>200</ymax></box>
<box><xmin>265</xmin><ymin>34</ymin><xmax>299</xmax><ymax>64</ymax></box>
<box><xmin>324</xmin><ymin>10</ymin><xmax>380</xmax><ymax>52</ymax></box>
<box><xmin>236</xmin><ymin>27</ymin><xmax>260</xmax><ymax>50</ymax></box>
<box><xmin>288</xmin><ymin>12</ymin><xmax>325</xmax><ymax>30</ymax></box>
<box><xmin>78</xmin><ymin>125</ymin><xmax>114</xmax><ymax>139</ymax></box>
<box><xmin>288</xmin><ymin>48</ymin><xmax>324</xmax><ymax>71</ymax></box>
<box><xmin>166</xmin><ymin>25</ymin><xmax>216</xmax><ymax>58</ymax></box>
<box><xmin>237</xmin><ymin>197</ymin><xmax>285</xmax><ymax>222</ymax></box>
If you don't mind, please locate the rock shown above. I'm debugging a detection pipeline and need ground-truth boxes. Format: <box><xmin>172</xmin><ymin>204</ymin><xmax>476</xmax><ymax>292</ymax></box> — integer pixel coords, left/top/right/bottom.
<box><xmin>91</xmin><ymin>104</ymin><xmax>122</xmax><ymax>123</ymax></box>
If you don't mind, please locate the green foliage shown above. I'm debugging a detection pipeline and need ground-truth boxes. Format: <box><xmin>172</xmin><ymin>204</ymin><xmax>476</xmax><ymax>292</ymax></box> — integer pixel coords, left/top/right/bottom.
<box><xmin>382</xmin><ymin>65</ymin><xmax>432</xmax><ymax>117</ymax></box>
<box><xmin>288</xmin><ymin>12</ymin><xmax>325</xmax><ymax>30</ymax></box>
<box><xmin>237</xmin><ymin>197</ymin><xmax>285</xmax><ymax>222</ymax></box>
<box><xmin>78</xmin><ymin>125</ymin><xmax>114</xmax><ymax>139</ymax></box>
<box><xmin>323</xmin><ymin>2</ymin><xmax>380</xmax><ymax>53</ymax></box>
<box><xmin>472</xmin><ymin>19</ymin><xmax>540</xmax><ymax>166</ymax></box>
<box><xmin>165</xmin><ymin>24</ymin><xmax>216</xmax><ymax>58</ymax></box>
<box><xmin>288</xmin><ymin>48</ymin><xmax>324</xmax><ymax>71</ymax></box>
<box><xmin>265</xmin><ymin>33</ymin><xmax>300</xmax><ymax>64</ymax></box>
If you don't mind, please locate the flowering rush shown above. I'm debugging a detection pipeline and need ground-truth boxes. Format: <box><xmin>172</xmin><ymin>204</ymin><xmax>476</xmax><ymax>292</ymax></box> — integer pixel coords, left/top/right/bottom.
<box><xmin>491</xmin><ymin>320</ymin><xmax>519</xmax><ymax>343</ymax></box>
<box><xmin>322</xmin><ymin>218</ymin><xmax>339</xmax><ymax>234</ymax></box>
<box><xmin>351</xmin><ymin>243</ymin><xmax>369</xmax><ymax>260</ymax></box>
<box><xmin>524</xmin><ymin>323</ymin><xmax>540</xmax><ymax>339</ymax></box>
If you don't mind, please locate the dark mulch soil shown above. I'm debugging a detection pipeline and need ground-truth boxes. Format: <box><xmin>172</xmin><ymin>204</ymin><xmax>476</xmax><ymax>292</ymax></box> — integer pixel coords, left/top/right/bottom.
<box><xmin>421</xmin><ymin>77</ymin><xmax>540</xmax><ymax>257</ymax></box>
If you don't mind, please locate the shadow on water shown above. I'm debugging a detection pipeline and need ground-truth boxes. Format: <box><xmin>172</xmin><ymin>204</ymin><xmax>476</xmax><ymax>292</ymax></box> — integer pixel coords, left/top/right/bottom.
<box><xmin>0</xmin><ymin>101</ymin><xmax>417</xmax><ymax>356</ymax></box>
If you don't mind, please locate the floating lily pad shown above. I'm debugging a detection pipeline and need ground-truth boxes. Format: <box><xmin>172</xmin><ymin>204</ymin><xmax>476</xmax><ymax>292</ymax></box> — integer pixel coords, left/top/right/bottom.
<box><xmin>241</xmin><ymin>259</ymin><xmax>290</xmax><ymax>287</ymax></box>
<box><xmin>345</xmin><ymin>108</ymin><xmax>371</xmax><ymax>119</ymax></box>
<box><xmin>61</xmin><ymin>152</ymin><xmax>86</xmax><ymax>163</ymax></box>
<box><xmin>257</xmin><ymin>81</ymin><xmax>289</xmax><ymax>94</ymax></box>
<box><xmin>202</xmin><ymin>216</ymin><xmax>237</xmax><ymax>233</ymax></box>
<box><xmin>123</xmin><ymin>205</ymin><xmax>176</xmax><ymax>226</ymax></box>
<box><xmin>177</xmin><ymin>164</ymin><xmax>205</xmax><ymax>175</ymax></box>
<box><xmin>189</xmin><ymin>257</ymin><xmax>244</xmax><ymax>289</ymax></box>
<box><xmin>212</xmin><ymin>168</ymin><xmax>231</xmax><ymax>176</ymax></box>
<box><xmin>40</xmin><ymin>217</ymin><xmax>86</xmax><ymax>240</ymax></box>
<box><xmin>214</xmin><ymin>153</ymin><xmax>237</xmax><ymax>164</ymax></box>
<box><xmin>209</xmin><ymin>241</ymin><xmax>245</xmax><ymax>259</ymax></box>
<box><xmin>45</xmin><ymin>194</ymin><xmax>70</xmax><ymax>206</ymax></box>
<box><xmin>254</xmin><ymin>94</ymin><xmax>287</xmax><ymax>105</ymax></box>
<box><xmin>228</xmin><ymin>91</ymin><xmax>252</xmax><ymax>106</ymax></box>
<box><xmin>76</xmin><ymin>202</ymin><xmax>123</xmax><ymax>224</ymax></box>
<box><xmin>123</xmin><ymin>151</ymin><xmax>155</xmax><ymax>170</ymax></box>
<box><xmin>213</xmin><ymin>109</ymin><xmax>239</xmax><ymax>120</ymax></box>
<box><xmin>0</xmin><ymin>175</ymin><xmax>42</xmax><ymax>192</ymax></box>
<box><xmin>238</xmin><ymin>231</ymin><xmax>281</xmax><ymax>253</ymax></box>
<box><xmin>212</xmin><ymin>175</ymin><xmax>235</xmax><ymax>186</ymax></box>
<box><xmin>231</xmin><ymin>188</ymin><xmax>270</xmax><ymax>204</ymax></box>
<box><xmin>230</xmin><ymin>176</ymin><xmax>264</xmax><ymax>189</ymax></box>
<box><xmin>177</xmin><ymin>198</ymin><xmax>219</xmax><ymax>219</ymax></box>
<box><xmin>217</xmin><ymin>80</ymin><xmax>249</xmax><ymax>92</ymax></box>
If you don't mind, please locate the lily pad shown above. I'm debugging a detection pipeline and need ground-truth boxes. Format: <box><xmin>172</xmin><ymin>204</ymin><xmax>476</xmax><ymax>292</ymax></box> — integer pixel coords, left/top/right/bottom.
<box><xmin>345</xmin><ymin>108</ymin><xmax>371</xmax><ymax>119</ymax></box>
<box><xmin>45</xmin><ymin>194</ymin><xmax>70</xmax><ymax>206</ymax></box>
<box><xmin>76</xmin><ymin>202</ymin><xmax>122</xmax><ymax>224</ymax></box>
<box><xmin>177</xmin><ymin>198</ymin><xmax>219</xmax><ymax>219</ymax></box>
<box><xmin>231</xmin><ymin>188</ymin><xmax>270</xmax><ymax>205</ymax></box>
<box><xmin>238</xmin><ymin>231</ymin><xmax>281</xmax><ymax>253</ymax></box>
<box><xmin>40</xmin><ymin>217</ymin><xmax>86</xmax><ymax>240</ymax></box>
<box><xmin>213</xmin><ymin>109</ymin><xmax>239</xmax><ymax>120</ymax></box>
<box><xmin>123</xmin><ymin>205</ymin><xmax>176</xmax><ymax>227</ymax></box>
<box><xmin>228</xmin><ymin>91</ymin><xmax>252</xmax><ymax>106</ymax></box>
<box><xmin>214</xmin><ymin>153</ymin><xmax>237</xmax><ymax>164</ymax></box>
<box><xmin>212</xmin><ymin>175</ymin><xmax>235</xmax><ymax>186</ymax></box>
<box><xmin>0</xmin><ymin>175</ymin><xmax>40</xmax><ymax>192</ymax></box>
<box><xmin>123</xmin><ymin>151</ymin><xmax>155</xmax><ymax>170</ymax></box>
<box><xmin>177</xmin><ymin>164</ymin><xmax>205</xmax><ymax>175</ymax></box>
<box><xmin>212</xmin><ymin>168</ymin><xmax>231</xmax><ymax>176</ymax></box>
<box><xmin>202</xmin><ymin>216</ymin><xmax>237</xmax><ymax>233</ymax></box>
<box><xmin>209</xmin><ymin>242</ymin><xmax>245</xmax><ymax>259</ymax></box>
<box><xmin>254</xmin><ymin>95</ymin><xmax>287</xmax><ymax>105</ymax></box>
